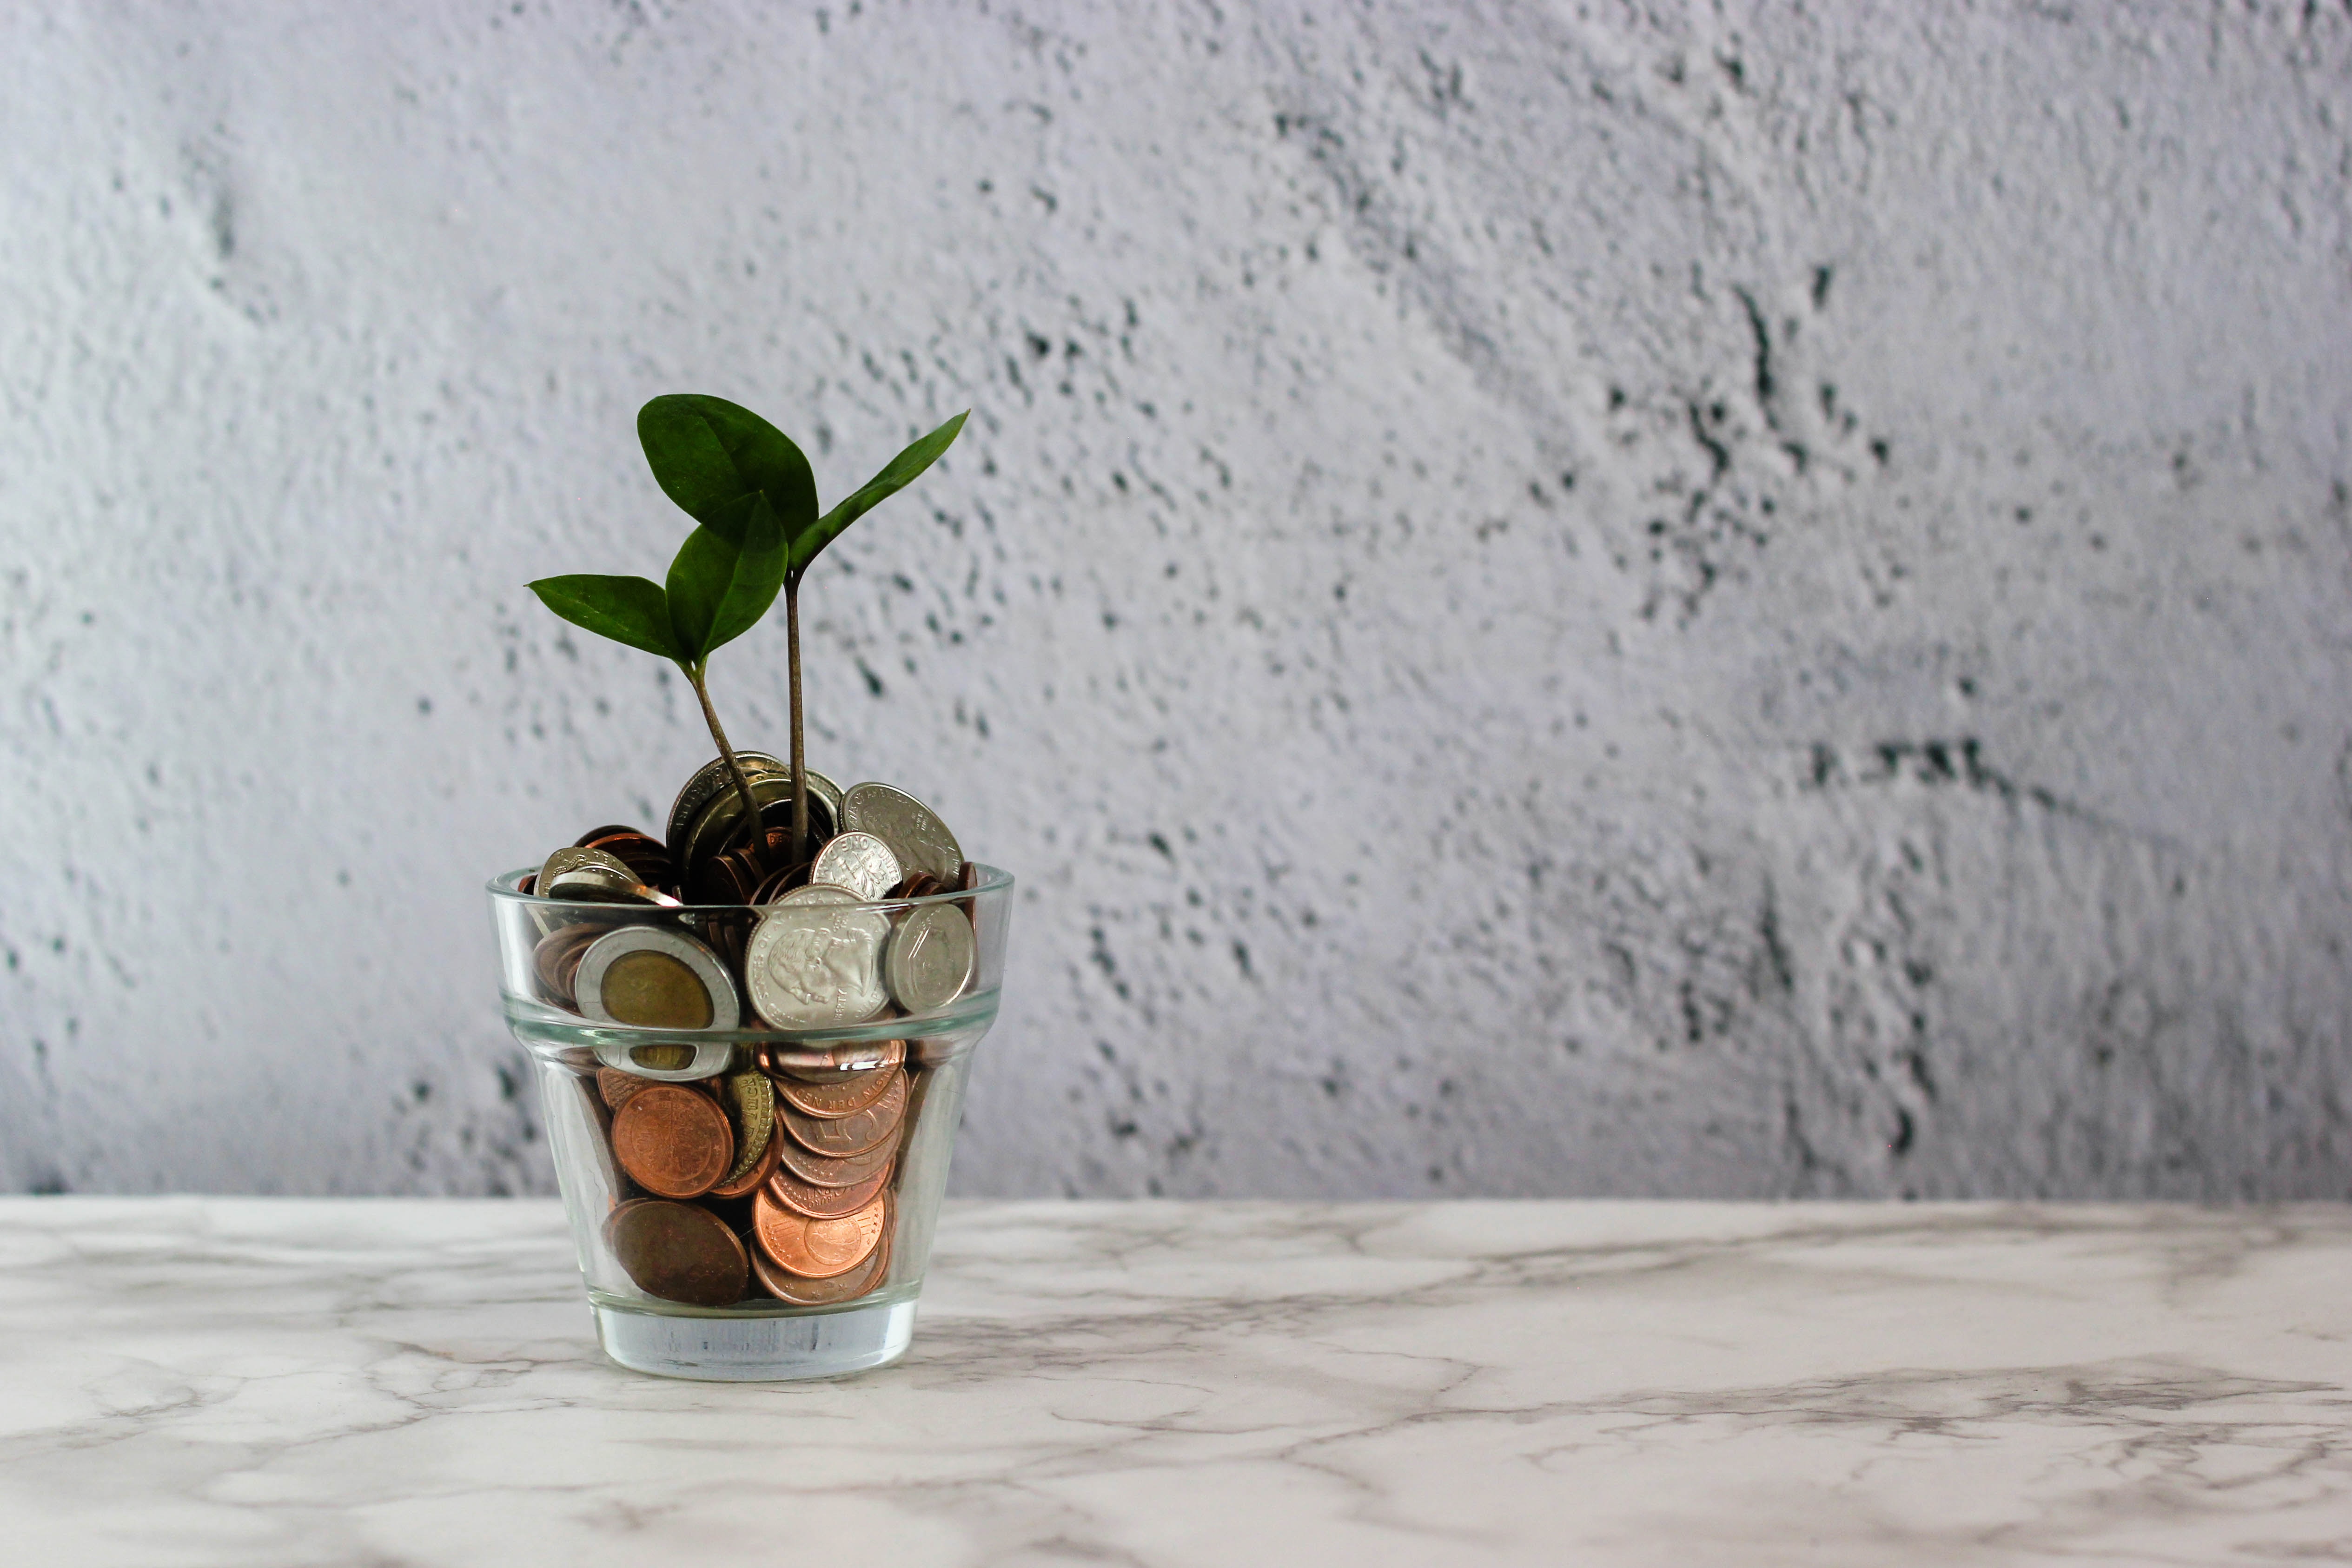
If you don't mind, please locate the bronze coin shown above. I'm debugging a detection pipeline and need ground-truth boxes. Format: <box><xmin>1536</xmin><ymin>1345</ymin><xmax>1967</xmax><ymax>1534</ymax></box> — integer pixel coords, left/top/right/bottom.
<box><xmin>596</xmin><ymin>1066</ymin><xmax>657</xmax><ymax>1112</ymax></box>
<box><xmin>708</xmin><ymin>1124</ymin><xmax>781</xmax><ymax>1198</ymax></box>
<box><xmin>751</xmin><ymin>1226</ymin><xmax>891</xmax><ymax>1306</ymax></box>
<box><xmin>751</xmin><ymin>1186</ymin><xmax>889</xmax><ymax>1278</ymax></box>
<box><xmin>774</xmin><ymin>1064</ymin><xmax>899</xmax><ymax>1120</ymax></box>
<box><xmin>772</xmin><ymin>1115</ymin><xmax>900</xmax><ymax>1189</ymax></box>
<box><xmin>532</xmin><ymin>923</ymin><xmax>604</xmax><ymax>1006</ymax></box>
<box><xmin>777</xmin><ymin>1069</ymin><xmax>908</xmax><ymax>1158</ymax></box>
<box><xmin>604</xmin><ymin>1199</ymin><xmax>749</xmax><ymax>1307</ymax></box>
<box><xmin>574</xmin><ymin>823</ymin><xmax>650</xmax><ymax>848</ymax></box>
<box><xmin>610</xmin><ymin>1084</ymin><xmax>735</xmax><ymax>1198</ymax></box>
<box><xmin>767</xmin><ymin>1150</ymin><xmax>894</xmax><ymax>1219</ymax></box>
<box><xmin>714</xmin><ymin>1071</ymin><xmax>774</xmax><ymax>1187</ymax></box>
<box><xmin>761</xmin><ymin>1038</ymin><xmax>907</xmax><ymax>1081</ymax></box>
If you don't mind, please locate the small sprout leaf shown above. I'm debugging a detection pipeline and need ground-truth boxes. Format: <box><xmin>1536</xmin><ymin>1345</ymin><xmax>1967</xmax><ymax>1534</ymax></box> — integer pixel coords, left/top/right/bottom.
<box><xmin>527</xmin><ymin>575</ymin><xmax>680</xmax><ymax>661</ymax></box>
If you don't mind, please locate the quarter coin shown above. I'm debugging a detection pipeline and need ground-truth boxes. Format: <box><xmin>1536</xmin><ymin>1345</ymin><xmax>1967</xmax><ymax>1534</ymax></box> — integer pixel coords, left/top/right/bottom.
<box><xmin>604</xmin><ymin>1199</ymin><xmax>749</xmax><ymax>1307</ymax></box>
<box><xmin>574</xmin><ymin>926</ymin><xmax>741</xmax><ymax>1031</ymax></box>
<box><xmin>751</xmin><ymin>1186</ymin><xmax>890</xmax><ymax>1278</ymax></box>
<box><xmin>809</xmin><ymin>832</ymin><xmax>901</xmax><ymax>902</ymax></box>
<box><xmin>679</xmin><ymin>769</ymin><xmax>844</xmax><ymax>878</ymax></box>
<box><xmin>884</xmin><ymin>902</ymin><xmax>976</xmax><ymax>1014</ymax></box>
<box><xmin>842</xmin><ymin>782</ymin><xmax>963</xmax><ymax>881</ymax></box>
<box><xmin>610</xmin><ymin>1084</ymin><xmax>735</xmax><ymax>1198</ymax></box>
<box><xmin>766</xmin><ymin>1150</ymin><xmax>895</xmax><ymax>1219</ymax></box>
<box><xmin>776</xmin><ymin>1067</ymin><xmax>908</xmax><ymax>1158</ymax></box>
<box><xmin>743</xmin><ymin>902</ymin><xmax>892</xmax><ymax>1028</ymax></box>
<box><xmin>537</xmin><ymin>846</ymin><xmax>643</xmax><ymax>901</ymax></box>
<box><xmin>751</xmin><ymin>1226</ymin><xmax>890</xmax><ymax>1306</ymax></box>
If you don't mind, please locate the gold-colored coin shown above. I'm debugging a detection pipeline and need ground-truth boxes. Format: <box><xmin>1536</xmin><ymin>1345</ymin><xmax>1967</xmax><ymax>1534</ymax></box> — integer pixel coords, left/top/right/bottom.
<box><xmin>715</xmin><ymin>1070</ymin><xmax>774</xmax><ymax>1188</ymax></box>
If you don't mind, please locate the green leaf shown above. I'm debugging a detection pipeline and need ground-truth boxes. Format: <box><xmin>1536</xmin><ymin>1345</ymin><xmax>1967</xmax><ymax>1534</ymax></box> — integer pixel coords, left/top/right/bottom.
<box><xmin>637</xmin><ymin>395</ymin><xmax>818</xmax><ymax>543</ymax></box>
<box><xmin>792</xmin><ymin>410</ymin><xmax>968</xmax><ymax>578</ymax></box>
<box><xmin>527</xmin><ymin>575</ymin><xmax>680</xmax><ymax>661</ymax></box>
<box><xmin>664</xmin><ymin>494</ymin><xmax>787</xmax><ymax>662</ymax></box>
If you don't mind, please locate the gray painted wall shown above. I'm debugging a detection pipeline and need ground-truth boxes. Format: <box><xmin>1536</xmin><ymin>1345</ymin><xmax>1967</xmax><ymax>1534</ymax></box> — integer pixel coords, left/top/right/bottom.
<box><xmin>5</xmin><ymin>2</ymin><xmax>2348</xmax><ymax>1198</ymax></box>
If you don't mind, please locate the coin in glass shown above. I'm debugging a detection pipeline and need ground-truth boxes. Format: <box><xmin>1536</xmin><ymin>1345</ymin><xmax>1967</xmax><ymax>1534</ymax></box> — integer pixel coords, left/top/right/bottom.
<box><xmin>743</xmin><ymin>902</ymin><xmax>891</xmax><ymax>1028</ymax></box>
<box><xmin>574</xmin><ymin>926</ymin><xmax>739</xmax><ymax>1030</ymax></box>
<box><xmin>885</xmin><ymin>902</ymin><xmax>976</xmax><ymax>1014</ymax></box>
<box><xmin>766</xmin><ymin>1149</ymin><xmax>895</xmax><ymax>1219</ymax></box>
<box><xmin>842</xmin><ymin>782</ymin><xmax>962</xmax><ymax>881</ymax></box>
<box><xmin>707</xmin><ymin>1119</ymin><xmax>781</xmax><ymax>1198</ymax></box>
<box><xmin>760</xmin><ymin>1037</ymin><xmax>906</xmax><ymax>1081</ymax></box>
<box><xmin>809</xmin><ymin>831</ymin><xmax>901</xmax><ymax>902</ymax></box>
<box><xmin>596</xmin><ymin>1066</ymin><xmax>658</xmax><ymax>1112</ymax></box>
<box><xmin>679</xmin><ymin>770</ymin><xmax>842</xmax><ymax>878</ymax></box>
<box><xmin>604</xmin><ymin>1199</ymin><xmax>749</xmax><ymax>1306</ymax></box>
<box><xmin>777</xmin><ymin>1067</ymin><xmax>907</xmax><ymax>1158</ymax></box>
<box><xmin>610</xmin><ymin>1084</ymin><xmax>735</xmax><ymax>1198</ymax></box>
<box><xmin>666</xmin><ymin>751</ymin><xmax>788</xmax><ymax>853</ymax></box>
<box><xmin>752</xmin><ymin>1186</ymin><xmax>889</xmax><ymax>1278</ymax></box>
<box><xmin>771</xmin><ymin>1116</ymin><xmax>899</xmax><ymax>1188</ymax></box>
<box><xmin>752</xmin><ymin>1224</ymin><xmax>891</xmax><ymax>1305</ymax></box>
<box><xmin>775</xmin><ymin>1063</ymin><xmax>899</xmax><ymax>1119</ymax></box>
<box><xmin>714</xmin><ymin>1070</ymin><xmax>774</xmax><ymax>1189</ymax></box>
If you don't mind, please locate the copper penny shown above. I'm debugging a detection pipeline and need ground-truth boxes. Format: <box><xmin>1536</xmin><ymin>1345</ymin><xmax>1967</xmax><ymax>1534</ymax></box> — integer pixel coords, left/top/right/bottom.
<box><xmin>604</xmin><ymin>1199</ymin><xmax>749</xmax><ymax>1306</ymax></box>
<box><xmin>762</xmin><ymin>1038</ymin><xmax>907</xmax><ymax>1082</ymax></box>
<box><xmin>574</xmin><ymin>823</ymin><xmax>650</xmax><ymax>847</ymax></box>
<box><xmin>707</xmin><ymin>1124</ymin><xmax>781</xmax><ymax>1198</ymax></box>
<box><xmin>596</xmin><ymin>1066</ymin><xmax>657</xmax><ymax>1112</ymax></box>
<box><xmin>751</xmin><ymin>1187</ymin><xmax>889</xmax><ymax>1278</ymax></box>
<box><xmin>774</xmin><ymin>1064</ymin><xmax>900</xmax><ymax>1120</ymax></box>
<box><xmin>751</xmin><ymin>1226</ymin><xmax>891</xmax><ymax>1306</ymax></box>
<box><xmin>532</xmin><ymin>922</ymin><xmax>604</xmax><ymax>1006</ymax></box>
<box><xmin>610</xmin><ymin>1084</ymin><xmax>735</xmax><ymax>1198</ymax></box>
<box><xmin>777</xmin><ymin>1069</ymin><xmax>908</xmax><ymax>1158</ymax></box>
<box><xmin>772</xmin><ymin>1116</ymin><xmax>899</xmax><ymax>1189</ymax></box>
<box><xmin>767</xmin><ymin>1150</ymin><xmax>894</xmax><ymax>1219</ymax></box>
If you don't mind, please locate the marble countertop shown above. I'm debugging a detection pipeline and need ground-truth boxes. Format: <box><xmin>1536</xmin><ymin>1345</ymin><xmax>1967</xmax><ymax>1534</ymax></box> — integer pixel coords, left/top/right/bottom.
<box><xmin>2</xmin><ymin>1199</ymin><xmax>2346</xmax><ymax>1566</ymax></box>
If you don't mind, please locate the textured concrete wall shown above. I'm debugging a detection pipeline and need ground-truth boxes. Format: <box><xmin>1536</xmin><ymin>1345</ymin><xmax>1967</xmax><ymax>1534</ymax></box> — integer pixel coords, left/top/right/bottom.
<box><xmin>4</xmin><ymin>2</ymin><xmax>2349</xmax><ymax>1198</ymax></box>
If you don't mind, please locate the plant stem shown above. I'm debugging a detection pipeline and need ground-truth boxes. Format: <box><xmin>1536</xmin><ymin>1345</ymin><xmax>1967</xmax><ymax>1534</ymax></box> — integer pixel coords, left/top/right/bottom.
<box><xmin>785</xmin><ymin>575</ymin><xmax>809</xmax><ymax>859</ymax></box>
<box><xmin>685</xmin><ymin>662</ymin><xmax>764</xmax><ymax>854</ymax></box>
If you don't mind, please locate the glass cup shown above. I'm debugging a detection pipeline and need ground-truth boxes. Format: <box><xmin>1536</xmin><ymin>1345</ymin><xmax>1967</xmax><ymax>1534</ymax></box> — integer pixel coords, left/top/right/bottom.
<box><xmin>486</xmin><ymin>866</ymin><xmax>1012</xmax><ymax>1381</ymax></box>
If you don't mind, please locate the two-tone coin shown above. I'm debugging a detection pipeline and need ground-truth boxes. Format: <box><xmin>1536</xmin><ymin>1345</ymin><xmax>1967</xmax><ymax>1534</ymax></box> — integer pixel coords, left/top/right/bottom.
<box><xmin>574</xmin><ymin>926</ymin><xmax>741</xmax><ymax>1031</ymax></box>
<box><xmin>605</xmin><ymin>1199</ymin><xmax>749</xmax><ymax>1306</ymax></box>
<box><xmin>678</xmin><ymin>769</ymin><xmax>845</xmax><ymax>879</ymax></box>
<box><xmin>884</xmin><ymin>902</ymin><xmax>975</xmax><ymax>1014</ymax></box>
<box><xmin>842</xmin><ymin>782</ymin><xmax>962</xmax><ymax>881</ymax></box>
<box><xmin>742</xmin><ymin>900</ymin><xmax>892</xmax><ymax>1027</ymax></box>
<box><xmin>611</xmin><ymin>1084</ymin><xmax>736</xmax><ymax>1198</ymax></box>
<box><xmin>809</xmin><ymin>832</ymin><xmax>901</xmax><ymax>902</ymax></box>
<box><xmin>666</xmin><ymin>752</ymin><xmax>789</xmax><ymax>853</ymax></box>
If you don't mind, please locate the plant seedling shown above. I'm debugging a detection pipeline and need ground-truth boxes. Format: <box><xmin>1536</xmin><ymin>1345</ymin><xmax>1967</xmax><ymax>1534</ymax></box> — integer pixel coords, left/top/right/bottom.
<box><xmin>530</xmin><ymin>395</ymin><xmax>967</xmax><ymax>865</ymax></box>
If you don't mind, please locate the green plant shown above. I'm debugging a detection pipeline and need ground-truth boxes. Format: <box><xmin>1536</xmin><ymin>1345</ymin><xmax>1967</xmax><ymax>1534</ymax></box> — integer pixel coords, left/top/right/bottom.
<box><xmin>530</xmin><ymin>394</ymin><xmax>967</xmax><ymax>862</ymax></box>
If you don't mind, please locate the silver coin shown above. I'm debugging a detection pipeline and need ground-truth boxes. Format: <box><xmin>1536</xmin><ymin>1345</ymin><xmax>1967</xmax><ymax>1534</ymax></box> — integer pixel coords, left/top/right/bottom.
<box><xmin>538</xmin><ymin>847</ymin><xmax>666</xmax><ymax>903</ymax></box>
<box><xmin>778</xmin><ymin>881</ymin><xmax>862</xmax><ymax>907</ymax></box>
<box><xmin>809</xmin><ymin>831</ymin><xmax>901</xmax><ymax>902</ymax></box>
<box><xmin>678</xmin><ymin>768</ymin><xmax>845</xmax><ymax>875</ymax></box>
<box><xmin>665</xmin><ymin>752</ymin><xmax>788</xmax><ymax>853</ymax></box>
<box><xmin>574</xmin><ymin>925</ymin><xmax>741</xmax><ymax>1031</ymax></box>
<box><xmin>842</xmin><ymin>783</ymin><xmax>963</xmax><ymax>881</ymax></box>
<box><xmin>744</xmin><ymin>902</ymin><xmax>893</xmax><ymax>1028</ymax></box>
<box><xmin>884</xmin><ymin>901</ymin><xmax>976</xmax><ymax>1014</ymax></box>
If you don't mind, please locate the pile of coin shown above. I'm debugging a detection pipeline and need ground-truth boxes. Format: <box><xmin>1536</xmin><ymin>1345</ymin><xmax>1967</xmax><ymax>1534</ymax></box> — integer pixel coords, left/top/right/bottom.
<box><xmin>523</xmin><ymin>752</ymin><xmax>981</xmax><ymax>1036</ymax></box>
<box><xmin>583</xmin><ymin>1039</ymin><xmax>929</xmax><ymax>1306</ymax></box>
<box><xmin>520</xmin><ymin>752</ymin><xmax>982</xmax><ymax>1308</ymax></box>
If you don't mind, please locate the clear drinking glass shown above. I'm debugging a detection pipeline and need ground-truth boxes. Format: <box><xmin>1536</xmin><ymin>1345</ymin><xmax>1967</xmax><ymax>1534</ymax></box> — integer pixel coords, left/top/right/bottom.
<box><xmin>486</xmin><ymin>867</ymin><xmax>1012</xmax><ymax>1381</ymax></box>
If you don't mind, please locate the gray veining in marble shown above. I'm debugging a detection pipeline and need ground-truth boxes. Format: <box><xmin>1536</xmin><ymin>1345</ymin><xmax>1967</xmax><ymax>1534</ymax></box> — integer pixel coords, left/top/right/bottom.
<box><xmin>3</xmin><ymin>1198</ymin><xmax>2348</xmax><ymax>1565</ymax></box>
<box><xmin>4</xmin><ymin>6</ymin><xmax>2351</xmax><ymax>1198</ymax></box>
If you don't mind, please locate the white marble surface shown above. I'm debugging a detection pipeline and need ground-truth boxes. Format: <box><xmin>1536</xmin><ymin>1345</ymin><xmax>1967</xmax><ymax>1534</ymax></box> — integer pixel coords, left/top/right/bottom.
<box><xmin>2</xmin><ymin>1198</ymin><xmax>2347</xmax><ymax>1566</ymax></box>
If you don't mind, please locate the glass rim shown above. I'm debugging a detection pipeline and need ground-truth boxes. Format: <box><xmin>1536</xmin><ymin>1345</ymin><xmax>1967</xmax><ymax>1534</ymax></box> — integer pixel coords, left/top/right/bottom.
<box><xmin>485</xmin><ymin>861</ymin><xmax>1014</xmax><ymax>915</ymax></box>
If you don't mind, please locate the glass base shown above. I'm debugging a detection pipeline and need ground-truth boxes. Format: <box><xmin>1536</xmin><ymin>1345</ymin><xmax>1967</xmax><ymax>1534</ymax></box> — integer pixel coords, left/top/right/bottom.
<box><xmin>593</xmin><ymin>1297</ymin><xmax>917</xmax><ymax>1381</ymax></box>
